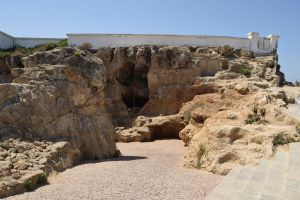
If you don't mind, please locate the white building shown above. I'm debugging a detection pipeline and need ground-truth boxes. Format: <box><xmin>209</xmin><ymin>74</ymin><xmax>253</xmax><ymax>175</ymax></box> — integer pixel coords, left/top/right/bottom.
<box><xmin>0</xmin><ymin>31</ymin><xmax>279</xmax><ymax>54</ymax></box>
<box><xmin>67</xmin><ymin>32</ymin><xmax>279</xmax><ymax>54</ymax></box>
<box><xmin>0</xmin><ymin>31</ymin><xmax>64</xmax><ymax>49</ymax></box>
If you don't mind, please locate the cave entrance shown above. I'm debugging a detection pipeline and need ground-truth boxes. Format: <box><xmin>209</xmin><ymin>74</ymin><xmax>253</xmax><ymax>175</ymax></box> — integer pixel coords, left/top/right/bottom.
<box><xmin>150</xmin><ymin>126</ymin><xmax>181</xmax><ymax>140</ymax></box>
<box><xmin>116</xmin><ymin>62</ymin><xmax>149</xmax><ymax>110</ymax></box>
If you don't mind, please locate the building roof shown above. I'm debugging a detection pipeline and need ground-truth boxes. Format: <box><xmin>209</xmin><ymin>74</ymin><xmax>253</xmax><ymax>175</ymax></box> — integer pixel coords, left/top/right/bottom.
<box><xmin>0</xmin><ymin>31</ymin><xmax>14</xmax><ymax>39</ymax></box>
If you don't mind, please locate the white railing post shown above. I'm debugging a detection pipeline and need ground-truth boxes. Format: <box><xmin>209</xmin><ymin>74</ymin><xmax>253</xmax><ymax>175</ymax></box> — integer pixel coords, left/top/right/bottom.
<box><xmin>247</xmin><ymin>32</ymin><xmax>259</xmax><ymax>52</ymax></box>
<box><xmin>267</xmin><ymin>34</ymin><xmax>280</xmax><ymax>52</ymax></box>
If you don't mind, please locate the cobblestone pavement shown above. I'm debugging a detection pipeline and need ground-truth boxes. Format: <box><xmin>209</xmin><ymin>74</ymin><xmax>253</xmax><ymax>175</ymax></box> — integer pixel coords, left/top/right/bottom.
<box><xmin>5</xmin><ymin>140</ymin><xmax>221</xmax><ymax>200</ymax></box>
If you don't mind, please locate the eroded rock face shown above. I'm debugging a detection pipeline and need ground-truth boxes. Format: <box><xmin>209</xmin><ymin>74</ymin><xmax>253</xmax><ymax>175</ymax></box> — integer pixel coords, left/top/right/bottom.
<box><xmin>0</xmin><ymin>48</ymin><xmax>117</xmax><ymax>160</ymax></box>
<box><xmin>96</xmin><ymin>45</ymin><xmax>283</xmax><ymax>126</ymax></box>
<box><xmin>0</xmin><ymin>139</ymin><xmax>79</xmax><ymax>198</ymax></box>
<box><xmin>0</xmin><ymin>48</ymin><xmax>119</xmax><ymax>197</ymax></box>
<box><xmin>116</xmin><ymin>115</ymin><xmax>187</xmax><ymax>142</ymax></box>
<box><xmin>0</xmin><ymin>45</ymin><xmax>291</xmax><ymax>196</ymax></box>
<box><xmin>0</xmin><ymin>54</ymin><xmax>23</xmax><ymax>84</ymax></box>
<box><xmin>180</xmin><ymin>81</ymin><xmax>299</xmax><ymax>175</ymax></box>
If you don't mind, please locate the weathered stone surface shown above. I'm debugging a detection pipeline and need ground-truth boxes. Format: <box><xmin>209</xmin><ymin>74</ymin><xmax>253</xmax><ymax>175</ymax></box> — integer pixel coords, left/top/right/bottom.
<box><xmin>98</xmin><ymin>45</ymin><xmax>280</xmax><ymax>126</ymax></box>
<box><xmin>0</xmin><ymin>54</ymin><xmax>23</xmax><ymax>84</ymax></box>
<box><xmin>0</xmin><ymin>45</ymin><xmax>292</xmax><ymax>197</ymax></box>
<box><xmin>181</xmin><ymin>83</ymin><xmax>299</xmax><ymax>175</ymax></box>
<box><xmin>0</xmin><ymin>48</ymin><xmax>117</xmax><ymax>160</ymax></box>
<box><xmin>0</xmin><ymin>48</ymin><xmax>118</xmax><ymax>198</ymax></box>
<box><xmin>0</xmin><ymin>139</ymin><xmax>80</xmax><ymax>198</ymax></box>
<box><xmin>116</xmin><ymin>115</ymin><xmax>187</xmax><ymax>142</ymax></box>
<box><xmin>218</xmin><ymin>45</ymin><xmax>235</xmax><ymax>57</ymax></box>
<box><xmin>235</xmin><ymin>49</ymin><xmax>255</xmax><ymax>58</ymax></box>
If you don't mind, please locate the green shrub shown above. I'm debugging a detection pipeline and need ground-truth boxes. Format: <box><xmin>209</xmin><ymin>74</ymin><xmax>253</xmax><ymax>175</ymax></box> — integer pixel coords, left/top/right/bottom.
<box><xmin>58</xmin><ymin>39</ymin><xmax>68</xmax><ymax>47</ymax></box>
<box><xmin>252</xmin><ymin>137</ymin><xmax>263</xmax><ymax>145</ymax></box>
<box><xmin>38</xmin><ymin>173</ymin><xmax>48</xmax><ymax>185</ymax></box>
<box><xmin>79</xmin><ymin>43</ymin><xmax>92</xmax><ymax>51</ymax></box>
<box><xmin>34</xmin><ymin>43</ymin><xmax>58</xmax><ymax>52</ymax></box>
<box><xmin>245</xmin><ymin>113</ymin><xmax>261</xmax><ymax>124</ymax></box>
<box><xmin>74</xmin><ymin>51</ymin><xmax>81</xmax><ymax>57</ymax></box>
<box><xmin>239</xmin><ymin>67</ymin><xmax>251</xmax><ymax>77</ymax></box>
<box><xmin>245</xmin><ymin>106</ymin><xmax>267</xmax><ymax>124</ymax></box>
<box><xmin>273</xmin><ymin>133</ymin><xmax>295</xmax><ymax>146</ymax></box>
<box><xmin>0</xmin><ymin>40</ymin><xmax>67</xmax><ymax>59</ymax></box>
<box><xmin>24</xmin><ymin>180</ymin><xmax>33</xmax><ymax>191</ymax></box>
<box><xmin>196</xmin><ymin>144</ymin><xmax>206</xmax><ymax>169</ymax></box>
<box><xmin>0</xmin><ymin>51</ymin><xmax>12</xmax><ymax>58</ymax></box>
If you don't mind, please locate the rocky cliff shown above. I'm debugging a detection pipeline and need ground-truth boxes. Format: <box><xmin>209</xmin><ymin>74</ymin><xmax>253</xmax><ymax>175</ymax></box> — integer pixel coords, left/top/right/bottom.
<box><xmin>0</xmin><ymin>45</ymin><xmax>294</xmax><ymax>197</ymax></box>
<box><xmin>96</xmin><ymin>45</ymin><xmax>284</xmax><ymax>126</ymax></box>
<box><xmin>0</xmin><ymin>48</ymin><xmax>117</xmax><ymax>197</ymax></box>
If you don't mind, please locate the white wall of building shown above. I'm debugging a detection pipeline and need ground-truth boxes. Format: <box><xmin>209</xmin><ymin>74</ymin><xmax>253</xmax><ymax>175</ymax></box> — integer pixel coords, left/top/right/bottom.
<box><xmin>0</xmin><ymin>31</ymin><xmax>64</xmax><ymax>49</ymax></box>
<box><xmin>67</xmin><ymin>33</ymin><xmax>279</xmax><ymax>53</ymax></box>
<box><xmin>0</xmin><ymin>31</ymin><xmax>279</xmax><ymax>53</ymax></box>
<box><xmin>68</xmin><ymin>34</ymin><xmax>249</xmax><ymax>49</ymax></box>
<box><xmin>14</xmin><ymin>38</ymin><xmax>63</xmax><ymax>48</ymax></box>
<box><xmin>0</xmin><ymin>32</ymin><xmax>14</xmax><ymax>49</ymax></box>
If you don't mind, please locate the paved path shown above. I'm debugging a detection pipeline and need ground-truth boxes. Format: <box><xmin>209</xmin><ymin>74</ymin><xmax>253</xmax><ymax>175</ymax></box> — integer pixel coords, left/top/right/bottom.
<box><xmin>206</xmin><ymin>143</ymin><xmax>300</xmax><ymax>200</ymax></box>
<box><xmin>287</xmin><ymin>105</ymin><xmax>300</xmax><ymax>125</ymax></box>
<box><xmin>6</xmin><ymin>140</ymin><xmax>221</xmax><ymax>200</ymax></box>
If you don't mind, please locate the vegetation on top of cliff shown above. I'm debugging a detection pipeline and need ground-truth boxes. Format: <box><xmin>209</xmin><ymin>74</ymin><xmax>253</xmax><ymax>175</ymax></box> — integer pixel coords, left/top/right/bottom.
<box><xmin>24</xmin><ymin>180</ymin><xmax>33</xmax><ymax>191</ymax></box>
<box><xmin>196</xmin><ymin>144</ymin><xmax>206</xmax><ymax>169</ymax></box>
<box><xmin>239</xmin><ymin>66</ymin><xmax>252</xmax><ymax>77</ymax></box>
<box><xmin>245</xmin><ymin>106</ymin><xmax>267</xmax><ymax>124</ymax></box>
<box><xmin>272</xmin><ymin>133</ymin><xmax>296</xmax><ymax>146</ymax></box>
<box><xmin>38</xmin><ymin>173</ymin><xmax>48</xmax><ymax>185</ymax></box>
<box><xmin>0</xmin><ymin>39</ymin><xmax>68</xmax><ymax>58</ymax></box>
<box><xmin>78</xmin><ymin>42</ymin><xmax>92</xmax><ymax>51</ymax></box>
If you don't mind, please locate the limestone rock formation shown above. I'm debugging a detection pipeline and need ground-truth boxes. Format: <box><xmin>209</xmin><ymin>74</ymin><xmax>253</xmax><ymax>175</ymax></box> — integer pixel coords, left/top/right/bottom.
<box><xmin>1</xmin><ymin>48</ymin><xmax>117</xmax><ymax>160</ymax></box>
<box><xmin>114</xmin><ymin>57</ymin><xmax>298</xmax><ymax>175</ymax></box>
<box><xmin>0</xmin><ymin>139</ymin><xmax>79</xmax><ymax>198</ymax></box>
<box><xmin>0</xmin><ymin>54</ymin><xmax>23</xmax><ymax>84</ymax></box>
<box><xmin>0</xmin><ymin>48</ymin><xmax>121</xmax><ymax>197</ymax></box>
<box><xmin>95</xmin><ymin>45</ymin><xmax>283</xmax><ymax>126</ymax></box>
<box><xmin>0</xmin><ymin>44</ymin><xmax>294</xmax><ymax>197</ymax></box>
<box><xmin>116</xmin><ymin>115</ymin><xmax>187</xmax><ymax>142</ymax></box>
<box><xmin>179</xmin><ymin>79</ymin><xmax>299</xmax><ymax>175</ymax></box>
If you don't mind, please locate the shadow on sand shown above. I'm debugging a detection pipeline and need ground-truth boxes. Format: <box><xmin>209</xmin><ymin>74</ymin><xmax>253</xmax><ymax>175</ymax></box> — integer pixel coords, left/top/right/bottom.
<box><xmin>82</xmin><ymin>155</ymin><xmax>148</xmax><ymax>164</ymax></box>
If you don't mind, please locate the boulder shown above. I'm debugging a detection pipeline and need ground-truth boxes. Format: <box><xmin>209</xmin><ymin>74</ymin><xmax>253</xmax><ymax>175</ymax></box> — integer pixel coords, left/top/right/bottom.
<box><xmin>235</xmin><ymin>84</ymin><xmax>250</xmax><ymax>95</ymax></box>
<box><xmin>0</xmin><ymin>48</ymin><xmax>117</xmax><ymax>160</ymax></box>
<box><xmin>218</xmin><ymin>45</ymin><xmax>235</xmax><ymax>57</ymax></box>
<box><xmin>116</xmin><ymin>115</ymin><xmax>187</xmax><ymax>142</ymax></box>
<box><xmin>235</xmin><ymin>49</ymin><xmax>255</xmax><ymax>58</ymax></box>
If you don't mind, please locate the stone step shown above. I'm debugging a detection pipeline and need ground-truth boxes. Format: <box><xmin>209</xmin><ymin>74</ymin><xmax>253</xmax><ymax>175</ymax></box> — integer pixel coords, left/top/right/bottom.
<box><xmin>239</xmin><ymin>160</ymin><xmax>273</xmax><ymax>199</ymax></box>
<box><xmin>206</xmin><ymin>165</ymin><xmax>243</xmax><ymax>200</ymax></box>
<box><xmin>289</xmin><ymin>142</ymin><xmax>300</xmax><ymax>153</ymax></box>
<box><xmin>206</xmin><ymin>143</ymin><xmax>300</xmax><ymax>200</ymax></box>
<box><xmin>282</xmin><ymin>143</ymin><xmax>300</xmax><ymax>199</ymax></box>
<box><xmin>206</xmin><ymin>165</ymin><xmax>256</xmax><ymax>200</ymax></box>
<box><xmin>289</xmin><ymin>142</ymin><xmax>300</xmax><ymax>164</ymax></box>
<box><xmin>260</xmin><ymin>151</ymin><xmax>289</xmax><ymax>199</ymax></box>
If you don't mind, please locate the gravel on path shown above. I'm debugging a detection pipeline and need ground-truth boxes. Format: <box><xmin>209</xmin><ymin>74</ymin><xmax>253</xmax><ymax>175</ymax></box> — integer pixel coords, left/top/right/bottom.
<box><xmin>5</xmin><ymin>140</ymin><xmax>221</xmax><ymax>200</ymax></box>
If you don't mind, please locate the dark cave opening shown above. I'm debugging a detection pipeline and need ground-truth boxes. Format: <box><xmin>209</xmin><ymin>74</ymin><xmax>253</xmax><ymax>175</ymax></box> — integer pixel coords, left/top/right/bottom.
<box><xmin>116</xmin><ymin>62</ymin><xmax>149</xmax><ymax>109</ymax></box>
<box><xmin>150</xmin><ymin>126</ymin><xmax>181</xmax><ymax>140</ymax></box>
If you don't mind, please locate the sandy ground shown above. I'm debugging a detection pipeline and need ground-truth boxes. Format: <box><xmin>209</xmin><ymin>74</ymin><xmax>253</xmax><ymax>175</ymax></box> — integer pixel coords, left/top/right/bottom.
<box><xmin>5</xmin><ymin>140</ymin><xmax>221</xmax><ymax>200</ymax></box>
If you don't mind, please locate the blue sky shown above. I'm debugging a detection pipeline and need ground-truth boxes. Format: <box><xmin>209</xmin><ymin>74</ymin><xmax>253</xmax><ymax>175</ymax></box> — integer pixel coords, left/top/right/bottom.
<box><xmin>1</xmin><ymin>0</ymin><xmax>299</xmax><ymax>82</ymax></box>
